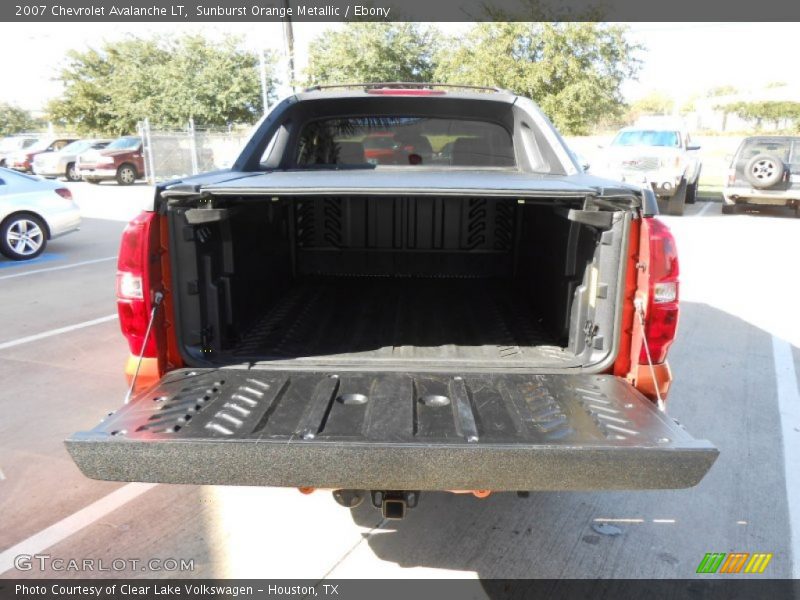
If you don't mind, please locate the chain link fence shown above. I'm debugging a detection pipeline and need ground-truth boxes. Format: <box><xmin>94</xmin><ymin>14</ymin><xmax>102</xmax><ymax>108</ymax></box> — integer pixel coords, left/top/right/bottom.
<box><xmin>139</xmin><ymin>119</ymin><xmax>253</xmax><ymax>183</ymax></box>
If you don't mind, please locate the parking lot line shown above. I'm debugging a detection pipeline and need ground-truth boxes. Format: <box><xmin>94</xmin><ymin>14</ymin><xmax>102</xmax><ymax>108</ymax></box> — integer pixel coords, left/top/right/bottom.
<box><xmin>0</xmin><ymin>256</ymin><xmax>116</xmax><ymax>281</ymax></box>
<box><xmin>0</xmin><ymin>483</ymin><xmax>156</xmax><ymax>575</ymax></box>
<box><xmin>772</xmin><ymin>335</ymin><xmax>800</xmax><ymax>578</ymax></box>
<box><xmin>0</xmin><ymin>314</ymin><xmax>117</xmax><ymax>350</ymax></box>
<box><xmin>0</xmin><ymin>253</ymin><xmax>63</xmax><ymax>270</ymax></box>
<box><xmin>696</xmin><ymin>202</ymin><xmax>715</xmax><ymax>217</ymax></box>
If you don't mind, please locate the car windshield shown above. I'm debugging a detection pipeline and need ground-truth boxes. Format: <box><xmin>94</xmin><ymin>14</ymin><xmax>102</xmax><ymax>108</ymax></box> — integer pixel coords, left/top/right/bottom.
<box><xmin>612</xmin><ymin>130</ymin><xmax>680</xmax><ymax>148</ymax></box>
<box><xmin>59</xmin><ymin>140</ymin><xmax>94</xmax><ymax>154</ymax></box>
<box><xmin>738</xmin><ymin>138</ymin><xmax>798</xmax><ymax>165</ymax></box>
<box><xmin>25</xmin><ymin>139</ymin><xmax>54</xmax><ymax>152</ymax></box>
<box><xmin>295</xmin><ymin>117</ymin><xmax>516</xmax><ymax>168</ymax></box>
<box><xmin>105</xmin><ymin>137</ymin><xmax>140</xmax><ymax>150</ymax></box>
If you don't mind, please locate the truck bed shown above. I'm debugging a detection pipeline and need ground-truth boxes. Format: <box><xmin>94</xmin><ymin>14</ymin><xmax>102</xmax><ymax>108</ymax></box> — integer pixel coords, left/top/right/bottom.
<box><xmin>229</xmin><ymin>277</ymin><xmax>578</xmax><ymax>369</ymax></box>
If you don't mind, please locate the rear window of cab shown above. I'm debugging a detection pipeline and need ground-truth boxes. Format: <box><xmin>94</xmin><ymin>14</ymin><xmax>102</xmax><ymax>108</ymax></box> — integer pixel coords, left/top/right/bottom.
<box><xmin>294</xmin><ymin>116</ymin><xmax>516</xmax><ymax>168</ymax></box>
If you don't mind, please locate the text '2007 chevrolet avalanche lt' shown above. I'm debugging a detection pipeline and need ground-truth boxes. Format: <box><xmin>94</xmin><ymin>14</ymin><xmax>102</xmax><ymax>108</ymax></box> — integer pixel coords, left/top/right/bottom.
<box><xmin>66</xmin><ymin>84</ymin><xmax>718</xmax><ymax>519</ymax></box>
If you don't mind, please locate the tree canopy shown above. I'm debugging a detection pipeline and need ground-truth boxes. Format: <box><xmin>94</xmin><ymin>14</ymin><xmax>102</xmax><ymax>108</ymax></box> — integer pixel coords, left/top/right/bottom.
<box><xmin>304</xmin><ymin>23</ymin><xmax>440</xmax><ymax>86</ymax></box>
<box><xmin>629</xmin><ymin>91</ymin><xmax>674</xmax><ymax>117</ymax></box>
<box><xmin>434</xmin><ymin>23</ymin><xmax>640</xmax><ymax>134</ymax></box>
<box><xmin>47</xmin><ymin>35</ymin><xmax>276</xmax><ymax>135</ymax></box>
<box><xmin>0</xmin><ymin>103</ymin><xmax>42</xmax><ymax>136</ymax></box>
<box><xmin>718</xmin><ymin>101</ymin><xmax>800</xmax><ymax>130</ymax></box>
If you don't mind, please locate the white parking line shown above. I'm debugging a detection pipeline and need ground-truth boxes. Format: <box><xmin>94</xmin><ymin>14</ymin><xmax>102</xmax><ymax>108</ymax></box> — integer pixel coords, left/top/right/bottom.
<box><xmin>0</xmin><ymin>256</ymin><xmax>116</xmax><ymax>281</ymax></box>
<box><xmin>0</xmin><ymin>314</ymin><xmax>117</xmax><ymax>351</ymax></box>
<box><xmin>696</xmin><ymin>202</ymin><xmax>715</xmax><ymax>217</ymax></box>
<box><xmin>0</xmin><ymin>483</ymin><xmax>156</xmax><ymax>575</ymax></box>
<box><xmin>772</xmin><ymin>336</ymin><xmax>800</xmax><ymax>578</ymax></box>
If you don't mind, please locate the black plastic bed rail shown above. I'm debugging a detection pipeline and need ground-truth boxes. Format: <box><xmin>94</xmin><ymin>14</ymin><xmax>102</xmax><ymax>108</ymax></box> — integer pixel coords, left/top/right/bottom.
<box><xmin>66</xmin><ymin>369</ymin><xmax>718</xmax><ymax>491</ymax></box>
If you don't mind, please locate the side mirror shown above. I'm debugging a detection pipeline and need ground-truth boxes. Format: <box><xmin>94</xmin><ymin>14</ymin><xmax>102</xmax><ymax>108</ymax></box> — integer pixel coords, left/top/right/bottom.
<box><xmin>687</xmin><ymin>144</ymin><xmax>701</xmax><ymax>151</ymax></box>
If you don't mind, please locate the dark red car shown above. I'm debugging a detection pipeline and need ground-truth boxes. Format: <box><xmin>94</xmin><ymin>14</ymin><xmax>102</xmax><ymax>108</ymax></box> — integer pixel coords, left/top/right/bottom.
<box><xmin>77</xmin><ymin>136</ymin><xmax>145</xmax><ymax>185</ymax></box>
<box><xmin>363</xmin><ymin>133</ymin><xmax>409</xmax><ymax>165</ymax></box>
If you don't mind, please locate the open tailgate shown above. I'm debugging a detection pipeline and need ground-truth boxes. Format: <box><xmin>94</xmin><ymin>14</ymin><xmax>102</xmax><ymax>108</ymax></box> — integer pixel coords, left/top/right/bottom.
<box><xmin>66</xmin><ymin>369</ymin><xmax>717</xmax><ymax>491</ymax></box>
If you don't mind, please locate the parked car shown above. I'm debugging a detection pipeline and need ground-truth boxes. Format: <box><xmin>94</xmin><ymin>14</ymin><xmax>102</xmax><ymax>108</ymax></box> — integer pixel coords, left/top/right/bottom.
<box><xmin>363</xmin><ymin>132</ymin><xmax>408</xmax><ymax>165</ymax></box>
<box><xmin>0</xmin><ymin>167</ymin><xmax>81</xmax><ymax>260</ymax></box>
<box><xmin>66</xmin><ymin>84</ymin><xmax>718</xmax><ymax>519</ymax></box>
<box><xmin>0</xmin><ymin>135</ymin><xmax>38</xmax><ymax>168</ymax></box>
<box><xmin>77</xmin><ymin>136</ymin><xmax>144</xmax><ymax>185</ymax></box>
<box><xmin>723</xmin><ymin>136</ymin><xmax>800</xmax><ymax>216</ymax></box>
<box><xmin>595</xmin><ymin>121</ymin><xmax>702</xmax><ymax>216</ymax></box>
<box><xmin>6</xmin><ymin>137</ymin><xmax>78</xmax><ymax>173</ymax></box>
<box><xmin>33</xmin><ymin>138</ymin><xmax>111</xmax><ymax>182</ymax></box>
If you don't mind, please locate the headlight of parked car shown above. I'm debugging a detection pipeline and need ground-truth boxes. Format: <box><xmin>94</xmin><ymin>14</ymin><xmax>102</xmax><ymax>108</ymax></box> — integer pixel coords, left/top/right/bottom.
<box><xmin>660</xmin><ymin>156</ymin><xmax>681</xmax><ymax>169</ymax></box>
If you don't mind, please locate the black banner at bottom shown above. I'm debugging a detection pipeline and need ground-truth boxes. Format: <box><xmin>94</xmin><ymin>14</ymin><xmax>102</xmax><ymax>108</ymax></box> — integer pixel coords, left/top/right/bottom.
<box><xmin>1</xmin><ymin>579</ymin><xmax>799</xmax><ymax>600</ymax></box>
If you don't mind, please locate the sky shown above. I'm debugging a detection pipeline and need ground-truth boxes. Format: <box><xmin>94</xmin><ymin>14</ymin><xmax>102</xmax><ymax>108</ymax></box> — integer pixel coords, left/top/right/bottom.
<box><xmin>1</xmin><ymin>22</ymin><xmax>798</xmax><ymax>112</ymax></box>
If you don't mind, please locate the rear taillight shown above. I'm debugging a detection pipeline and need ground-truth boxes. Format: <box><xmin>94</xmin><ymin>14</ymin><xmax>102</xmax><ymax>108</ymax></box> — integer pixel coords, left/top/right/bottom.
<box><xmin>116</xmin><ymin>212</ymin><xmax>157</xmax><ymax>357</ymax></box>
<box><xmin>727</xmin><ymin>168</ymin><xmax>736</xmax><ymax>186</ymax></box>
<box><xmin>639</xmin><ymin>217</ymin><xmax>679</xmax><ymax>365</ymax></box>
<box><xmin>54</xmin><ymin>188</ymin><xmax>72</xmax><ymax>200</ymax></box>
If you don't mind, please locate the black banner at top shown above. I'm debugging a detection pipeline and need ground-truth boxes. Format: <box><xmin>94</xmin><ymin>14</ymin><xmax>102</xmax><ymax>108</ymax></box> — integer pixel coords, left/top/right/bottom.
<box><xmin>3</xmin><ymin>0</ymin><xmax>800</xmax><ymax>21</ymax></box>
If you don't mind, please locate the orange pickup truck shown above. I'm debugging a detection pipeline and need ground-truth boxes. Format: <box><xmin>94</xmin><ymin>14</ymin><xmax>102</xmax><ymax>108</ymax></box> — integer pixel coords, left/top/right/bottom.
<box><xmin>67</xmin><ymin>84</ymin><xmax>717</xmax><ymax>519</ymax></box>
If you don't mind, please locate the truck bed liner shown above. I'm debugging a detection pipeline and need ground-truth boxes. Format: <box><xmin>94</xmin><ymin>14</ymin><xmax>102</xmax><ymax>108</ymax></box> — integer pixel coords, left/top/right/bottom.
<box><xmin>230</xmin><ymin>277</ymin><xmax>578</xmax><ymax>368</ymax></box>
<box><xmin>66</xmin><ymin>369</ymin><xmax>718</xmax><ymax>491</ymax></box>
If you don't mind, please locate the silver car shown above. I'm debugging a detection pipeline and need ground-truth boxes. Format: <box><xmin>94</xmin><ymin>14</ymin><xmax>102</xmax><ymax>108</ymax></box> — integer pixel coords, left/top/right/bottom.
<box><xmin>33</xmin><ymin>139</ymin><xmax>111</xmax><ymax>182</ymax></box>
<box><xmin>0</xmin><ymin>167</ymin><xmax>81</xmax><ymax>260</ymax></box>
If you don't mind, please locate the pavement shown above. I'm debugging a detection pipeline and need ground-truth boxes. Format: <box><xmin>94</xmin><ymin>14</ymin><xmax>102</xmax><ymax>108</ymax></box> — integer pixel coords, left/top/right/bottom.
<box><xmin>0</xmin><ymin>183</ymin><xmax>798</xmax><ymax>582</ymax></box>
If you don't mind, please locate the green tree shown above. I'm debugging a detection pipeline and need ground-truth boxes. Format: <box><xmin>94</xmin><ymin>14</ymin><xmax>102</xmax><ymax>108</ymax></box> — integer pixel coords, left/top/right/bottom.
<box><xmin>47</xmin><ymin>35</ymin><xmax>275</xmax><ymax>135</ymax></box>
<box><xmin>720</xmin><ymin>101</ymin><xmax>800</xmax><ymax>130</ymax></box>
<box><xmin>630</xmin><ymin>91</ymin><xmax>674</xmax><ymax>117</ymax></box>
<box><xmin>304</xmin><ymin>23</ymin><xmax>440</xmax><ymax>86</ymax></box>
<box><xmin>434</xmin><ymin>23</ymin><xmax>640</xmax><ymax>134</ymax></box>
<box><xmin>706</xmin><ymin>85</ymin><xmax>737</xmax><ymax>98</ymax></box>
<box><xmin>0</xmin><ymin>103</ymin><xmax>41</xmax><ymax>136</ymax></box>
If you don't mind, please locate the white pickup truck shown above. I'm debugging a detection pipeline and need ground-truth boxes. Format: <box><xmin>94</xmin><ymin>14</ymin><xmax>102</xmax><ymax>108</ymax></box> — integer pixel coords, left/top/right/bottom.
<box><xmin>595</xmin><ymin>124</ymin><xmax>702</xmax><ymax>216</ymax></box>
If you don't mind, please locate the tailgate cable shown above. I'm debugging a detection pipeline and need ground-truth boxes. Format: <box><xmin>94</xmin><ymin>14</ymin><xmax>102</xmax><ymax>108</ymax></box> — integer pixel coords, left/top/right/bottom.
<box><xmin>634</xmin><ymin>297</ymin><xmax>666</xmax><ymax>412</ymax></box>
<box><xmin>125</xmin><ymin>291</ymin><xmax>164</xmax><ymax>404</ymax></box>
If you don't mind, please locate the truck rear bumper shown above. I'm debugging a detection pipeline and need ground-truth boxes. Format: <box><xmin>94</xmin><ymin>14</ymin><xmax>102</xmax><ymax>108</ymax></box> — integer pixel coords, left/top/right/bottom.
<box><xmin>66</xmin><ymin>369</ymin><xmax>718</xmax><ymax>491</ymax></box>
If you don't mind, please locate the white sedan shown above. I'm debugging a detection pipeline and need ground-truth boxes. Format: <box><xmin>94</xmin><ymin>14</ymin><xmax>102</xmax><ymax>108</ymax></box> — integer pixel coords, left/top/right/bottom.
<box><xmin>0</xmin><ymin>167</ymin><xmax>81</xmax><ymax>260</ymax></box>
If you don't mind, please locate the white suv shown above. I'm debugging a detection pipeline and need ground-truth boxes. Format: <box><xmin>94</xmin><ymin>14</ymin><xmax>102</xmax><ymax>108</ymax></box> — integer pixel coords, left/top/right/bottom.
<box><xmin>596</xmin><ymin>123</ymin><xmax>702</xmax><ymax>216</ymax></box>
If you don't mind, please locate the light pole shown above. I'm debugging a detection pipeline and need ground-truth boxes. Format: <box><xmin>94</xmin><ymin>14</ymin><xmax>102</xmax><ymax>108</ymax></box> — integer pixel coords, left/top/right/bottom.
<box><xmin>282</xmin><ymin>0</ymin><xmax>295</xmax><ymax>92</ymax></box>
<box><xmin>259</xmin><ymin>46</ymin><xmax>270</xmax><ymax>115</ymax></box>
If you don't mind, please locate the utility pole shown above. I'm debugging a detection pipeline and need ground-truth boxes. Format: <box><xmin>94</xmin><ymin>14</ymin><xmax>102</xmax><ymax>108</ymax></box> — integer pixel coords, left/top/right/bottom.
<box><xmin>282</xmin><ymin>0</ymin><xmax>295</xmax><ymax>92</ymax></box>
<box><xmin>259</xmin><ymin>46</ymin><xmax>270</xmax><ymax>115</ymax></box>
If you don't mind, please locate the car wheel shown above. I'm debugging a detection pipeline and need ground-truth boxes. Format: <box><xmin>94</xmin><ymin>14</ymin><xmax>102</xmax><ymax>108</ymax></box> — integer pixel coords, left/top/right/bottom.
<box><xmin>116</xmin><ymin>163</ymin><xmax>137</xmax><ymax>186</ymax></box>
<box><xmin>685</xmin><ymin>176</ymin><xmax>699</xmax><ymax>204</ymax></box>
<box><xmin>665</xmin><ymin>178</ymin><xmax>688</xmax><ymax>216</ymax></box>
<box><xmin>65</xmin><ymin>162</ymin><xmax>81</xmax><ymax>182</ymax></box>
<box><xmin>745</xmin><ymin>154</ymin><xmax>784</xmax><ymax>189</ymax></box>
<box><xmin>0</xmin><ymin>213</ymin><xmax>48</xmax><ymax>260</ymax></box>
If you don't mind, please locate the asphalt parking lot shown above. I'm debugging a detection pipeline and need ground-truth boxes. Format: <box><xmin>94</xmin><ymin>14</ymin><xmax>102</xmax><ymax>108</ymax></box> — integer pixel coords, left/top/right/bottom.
<box><xmin>1</xmin><ymin>183</ymin><xmax>798</xmax><ymax>581</ymax></box>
